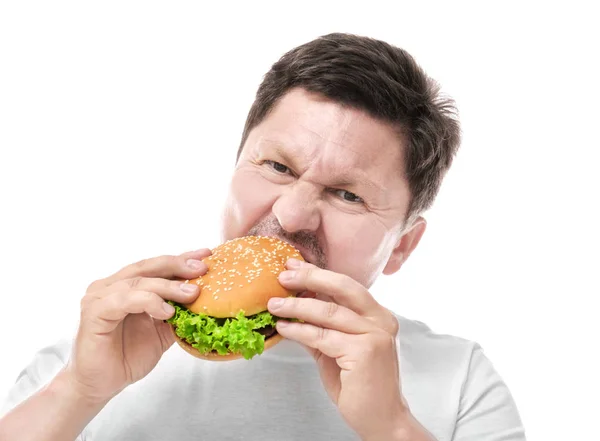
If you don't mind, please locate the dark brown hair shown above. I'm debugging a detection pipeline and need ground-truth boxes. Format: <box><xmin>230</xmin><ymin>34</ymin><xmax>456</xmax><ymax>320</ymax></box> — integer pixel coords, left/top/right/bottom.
<box><xmin>236</xmin><ymin>32</ymin><xmax>461</xmax><ymax>225</ymax></box>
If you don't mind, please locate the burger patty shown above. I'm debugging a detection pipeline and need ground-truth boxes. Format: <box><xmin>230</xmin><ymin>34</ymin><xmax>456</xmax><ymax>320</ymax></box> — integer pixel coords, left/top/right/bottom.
<box><xmin>256</xmin><ymin>325</ymin><xmax>277</xmax><ymax>339</ymax></box>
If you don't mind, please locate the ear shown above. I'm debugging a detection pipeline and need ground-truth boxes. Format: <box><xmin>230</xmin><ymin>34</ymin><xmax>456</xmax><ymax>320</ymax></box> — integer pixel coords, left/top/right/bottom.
<box><xmin>382</xmin><ymin>216</ymin><xmax>427</xmax><ymax>275</ymax></box>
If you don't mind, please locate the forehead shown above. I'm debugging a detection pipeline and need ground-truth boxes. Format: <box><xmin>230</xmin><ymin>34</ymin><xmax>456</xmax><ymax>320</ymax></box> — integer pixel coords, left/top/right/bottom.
<box><xmin>245</xmin><ymin>89</ymin><xmax>407</xmax><ymax>188</ymax></box>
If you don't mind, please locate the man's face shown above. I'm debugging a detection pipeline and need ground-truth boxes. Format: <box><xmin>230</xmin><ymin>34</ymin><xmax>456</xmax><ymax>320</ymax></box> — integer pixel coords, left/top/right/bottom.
<box><xmin>221</xmin><ymin>88</ymin><xmax>420</xmax><ymax>289</ymax></box>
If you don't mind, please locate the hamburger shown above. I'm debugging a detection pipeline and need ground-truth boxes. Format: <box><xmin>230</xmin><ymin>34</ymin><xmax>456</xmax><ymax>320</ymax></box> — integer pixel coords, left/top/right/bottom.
<box><xmin>166</xmin><ymin>235</ymin><xmax>304</xmax><ymax>361</ymax></box>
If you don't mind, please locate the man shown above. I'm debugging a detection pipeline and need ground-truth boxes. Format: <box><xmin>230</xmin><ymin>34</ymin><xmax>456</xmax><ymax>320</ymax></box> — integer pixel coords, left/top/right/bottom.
<box><xmin>0</xmin><ymin>33</ymin><xmax>525</xmax><ymax>440</ymax></box>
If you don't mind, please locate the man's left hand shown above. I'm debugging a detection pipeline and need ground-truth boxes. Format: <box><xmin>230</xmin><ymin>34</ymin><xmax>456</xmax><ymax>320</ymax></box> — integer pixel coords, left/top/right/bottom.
<box><xmin>268</xmin><ymin>258</ymin><xmax>413</xmax><ymax>441</ymax></box>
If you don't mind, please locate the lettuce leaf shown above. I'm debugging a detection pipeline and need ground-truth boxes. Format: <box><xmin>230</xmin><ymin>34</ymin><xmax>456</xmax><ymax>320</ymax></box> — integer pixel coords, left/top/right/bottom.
<box><xmin>166</xmin><ymin>301</ymin><xmax>279</xmax><ymax>360</ymax></box>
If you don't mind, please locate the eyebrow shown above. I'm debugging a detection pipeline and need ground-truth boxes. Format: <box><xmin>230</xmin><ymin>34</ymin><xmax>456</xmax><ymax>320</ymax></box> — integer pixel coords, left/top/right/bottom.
<box><xmin>262</xmin><ymin>140</ymin><xmax>386</xmax><ymax>194</ymax></box>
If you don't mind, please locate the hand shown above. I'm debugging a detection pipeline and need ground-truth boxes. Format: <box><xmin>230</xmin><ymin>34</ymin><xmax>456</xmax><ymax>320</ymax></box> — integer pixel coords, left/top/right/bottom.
<box><xmin>268</xmin><ymin>258</ymin><xmax>408</xmax><ymax>440</ymax></box>
<box><xmin>63</xmin><ymin>249</ymin><xmax>211</xmax><ymax>405</ymax></box>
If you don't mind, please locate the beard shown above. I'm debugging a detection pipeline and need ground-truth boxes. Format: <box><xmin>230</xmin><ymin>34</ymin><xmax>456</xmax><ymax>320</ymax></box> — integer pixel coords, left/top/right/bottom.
<box><xmin>246</xmin><ymin>216</ymin><xmax>327</xmax><ymax>270</ymax></box>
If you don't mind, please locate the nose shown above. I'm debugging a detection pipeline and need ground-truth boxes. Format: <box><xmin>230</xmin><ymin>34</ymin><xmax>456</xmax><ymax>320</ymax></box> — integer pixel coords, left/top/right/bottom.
<box><xmin>272</xmin><ymin>182</ymin><xmax>321</xmax><ymax>233</ymax></box>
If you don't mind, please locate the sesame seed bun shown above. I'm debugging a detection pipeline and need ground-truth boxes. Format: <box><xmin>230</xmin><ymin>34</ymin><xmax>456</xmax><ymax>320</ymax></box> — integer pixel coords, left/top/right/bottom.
<box><xmin>170</xmin><ymin>235</ymin><xmax>304</xmax><ymax>360</ymax></box>
<box><xmin>183</xmin><ymin>235</ymin><xmax>303</xmax><ymax>317</ymax></box>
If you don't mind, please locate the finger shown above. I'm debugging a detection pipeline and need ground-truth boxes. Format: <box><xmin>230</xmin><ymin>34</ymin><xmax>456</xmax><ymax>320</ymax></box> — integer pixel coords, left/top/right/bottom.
<box><xmin>87</xmin><ymin>290</ymin><xmax>176</xmax><ymax>333</ymax></box>
<box><xmin>279</xmin><ymin>259</ymin><xmax>382</xmax><ymax>319</ymax></box>
<box><xmin>93</xmin><ymin>276</ymin><xmax>202</xmax><ymax>303</ymax></box>
<box><xmin>90</xmin><ymin>248</ymin><xmax>212</xmax><ymax>292</ymax></box>
<box><xmin>298</xmin><ymin>290</ymin><xmax>317</xmax><ymax>299</ymax></box>
<box><xmin>267</xmin><ymin>296</ymin><xmax>374</xmax><ymax>334</ymax></box>
<box><xmin>277</xmin><ymin>321</ymin><xmax>397</xmax><ymax>373</ymax></box>
<box><xmin>275</xmin><ymin>321</ymin><xmax>348</xmax><ymax>359</ymax></box>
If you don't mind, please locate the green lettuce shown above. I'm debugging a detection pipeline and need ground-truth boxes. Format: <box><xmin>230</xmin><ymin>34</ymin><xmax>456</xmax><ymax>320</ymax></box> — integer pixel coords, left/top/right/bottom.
<box><xmin>166</xmin><ymin>301</ymin><xmax>279</xmax><ymax>360</ymax></box>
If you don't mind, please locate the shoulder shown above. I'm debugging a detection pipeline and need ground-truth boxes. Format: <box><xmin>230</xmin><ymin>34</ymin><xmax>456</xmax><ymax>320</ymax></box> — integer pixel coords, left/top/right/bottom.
<box><xmin>393</xmin><ymin>313</ymin><xmax>478</xmax><ymax>376</ymax></box>
<box><xmin>393</xmin><ymin>314</ymin><xmax>525</xmax><ymax>440</ymax></box>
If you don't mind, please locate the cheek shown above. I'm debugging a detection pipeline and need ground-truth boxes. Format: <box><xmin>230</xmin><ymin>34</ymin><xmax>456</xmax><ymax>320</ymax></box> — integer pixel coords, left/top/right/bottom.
<box><xmin>323</xmin><ymin>212</ymin><xmax>389</xmax><ymax>286</ymax></box>
<box><xmin>222</xmin><ymin>169</ymin><xmax>279</xmax><ymax>239</ymax></box>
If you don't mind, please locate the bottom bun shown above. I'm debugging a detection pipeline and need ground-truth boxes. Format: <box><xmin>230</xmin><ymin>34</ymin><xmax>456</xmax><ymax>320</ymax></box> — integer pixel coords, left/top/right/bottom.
<box><xmin>170</xmin><ymin>325</ymin><xmax>284</xmax><ymax>361</ymax></box>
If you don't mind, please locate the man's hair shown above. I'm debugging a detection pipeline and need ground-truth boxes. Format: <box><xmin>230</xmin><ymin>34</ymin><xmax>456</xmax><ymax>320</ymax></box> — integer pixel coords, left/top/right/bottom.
<box><xmin>236</xmin><ymin>32</ymin><xmax>461</xmax><ymax>225</ymax></box>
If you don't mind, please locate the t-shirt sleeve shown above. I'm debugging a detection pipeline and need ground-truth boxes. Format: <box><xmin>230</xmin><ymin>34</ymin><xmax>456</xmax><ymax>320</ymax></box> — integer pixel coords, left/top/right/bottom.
<box><xmin>0</xmin><ymin>339</ymin><xmax>86</xmax><ymax>441</ymax></box>
<box><xmin>452</xmin><ymin>344</ymin><xmax>526</xmax><ymax>441</ymax></box>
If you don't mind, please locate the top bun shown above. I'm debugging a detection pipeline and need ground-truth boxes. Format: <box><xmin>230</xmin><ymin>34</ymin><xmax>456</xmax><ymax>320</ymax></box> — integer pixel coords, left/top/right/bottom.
<box><xmin>182</xmin><ymin>236</ymin><xmax>304</xmax><ymax>317</ymax></box>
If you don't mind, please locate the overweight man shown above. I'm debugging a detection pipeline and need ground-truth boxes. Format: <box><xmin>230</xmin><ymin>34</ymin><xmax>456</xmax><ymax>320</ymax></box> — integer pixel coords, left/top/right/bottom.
<box><xmin>0</xmin><ymin>32</ymin><xmax>526</xmax><ymax>441</ymax></box>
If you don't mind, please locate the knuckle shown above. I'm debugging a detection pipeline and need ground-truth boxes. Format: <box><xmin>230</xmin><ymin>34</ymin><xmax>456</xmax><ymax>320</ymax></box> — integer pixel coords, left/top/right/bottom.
<box><xmin>80</xmin><ymin>291</ymin><xmax>101</xmax><ymax>313</ymax></box>
<box><xmin>147</xmin><ymin>291</ymin><xmax>158</xmax><ymax>305</ymax></box>
<box><xmin>165</xmin><ymin>254</ymin><xmax>177</xmax><ymax>264</ymax></box>
<box><xmin>287</xmin><ymin>296</ymin><xmax>300</xmax><ymax>309</ymax></box>
<box><xmin>316</xmin><ymin>326</ymin><xmax>328</xmax><ymax>342</ymax></box>
<box><xmin>374</xmin><ymin>331</ymin><xmax>394</xmax><ymax>350</ymax></box>
<box><xmin>169</xmin><ymin>279</ymin><xmax>182</xmax><ymax>290</ymax></box>
<box><xmin>85</xmin><ymin>280</ymin><xmax>102</xmax><ymax>294</ymax></box>
<box><xmin>127</xmin><ymin>277</ymin><xmax>143</xmax><ymax>289</ymax></box>
<box><xmin>84</xmin><ymin>297</ymin><xmax>109</xmax><ymax>322</ymax></box>
<box><xmin>377</xmin><ymin>309</ymin><xmax>400</xmax><ymax>336</ymax></box>
<box><xmin>138</xmin><ymin>290</ymin><xmax>155</xmax><ymax>304</ymax></box>
<box><xmin>325</xmin><ymin>301</ymin><xmax>340</xmax><ymax>319</ymax></box>
<box><xmin>134</xmin><ymin>258</ymin><xmax>150</xmax><ymax>269</ymax></box>
<box><xmin>124</xmin><ymin>290</ymin><xmax>153</xmax><ymax>312</ymax></box>
<box><xmin>302</xmin><ymin>267</ymin><xmax>315</xmax><ymax>284</ymax></box>
<box><xmin>80</xmin><ymin>295</ymin><xmax>91</xmax><ymax>312</ymax></box>
<box><xmin>103</xmin><ymin>294</ymin><xmax>121</xmax><ymax>311</ymax></box>
<box><xmin>166</xmin><ymin>254</ymin><xmax>181</xmax><ymax>268</ymax></box>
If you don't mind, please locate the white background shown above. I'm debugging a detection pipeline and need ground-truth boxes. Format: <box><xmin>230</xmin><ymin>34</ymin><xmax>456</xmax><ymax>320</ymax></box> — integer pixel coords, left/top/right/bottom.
<box><xmin>0</xmin><ymin>1</ymin><xmax>598</xmax><ymax>440</ymax></box>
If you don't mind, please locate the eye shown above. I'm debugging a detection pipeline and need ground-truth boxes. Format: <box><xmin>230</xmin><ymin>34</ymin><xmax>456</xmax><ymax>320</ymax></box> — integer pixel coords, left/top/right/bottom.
<box><xmin>264</xmin><ymin>160</ymin><xmax>292</xmax><ymax>175</ymax></box>
<box><xmin>333</xmin><ymin>189</ymin><xmax>364</xmax><ymax>203</ymax></box>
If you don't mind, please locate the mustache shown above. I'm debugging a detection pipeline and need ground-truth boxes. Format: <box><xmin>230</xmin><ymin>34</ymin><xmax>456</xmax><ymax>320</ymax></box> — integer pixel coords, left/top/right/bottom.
<box><xmin>246</xmin><ymin>218</ymin><xmax>326</xmax><ymax>269</ymax></box>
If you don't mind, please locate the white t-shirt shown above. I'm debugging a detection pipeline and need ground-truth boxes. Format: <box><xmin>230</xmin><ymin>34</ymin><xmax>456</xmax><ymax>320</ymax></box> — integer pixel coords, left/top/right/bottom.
<box><xmin>1</xmin><ymin>314</ymin><xmax>526</xmax><ymax>440</ymax></box>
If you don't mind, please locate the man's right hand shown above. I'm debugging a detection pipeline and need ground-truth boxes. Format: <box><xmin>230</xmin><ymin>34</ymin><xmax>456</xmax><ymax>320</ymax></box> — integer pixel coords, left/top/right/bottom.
<box><xmin>63</xmin><ymin>248</ymin><xmax>211</xmax><ymax>405</ymax></box>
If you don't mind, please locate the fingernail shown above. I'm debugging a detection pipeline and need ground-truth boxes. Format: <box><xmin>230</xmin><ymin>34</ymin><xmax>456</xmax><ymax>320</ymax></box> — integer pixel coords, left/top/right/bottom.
<box><xmin>163</xmin><ymin>302</ymin><xmax>175</xmax><ymax>314</ymax></box>
<box><xmin>186</xmin><ymin>259</ymin><xmax>204</xmax><ymax>270</ymax></box>
<box><xmin>287</xmin><ymin>258</ymin><xmax>305</xmax><ymax>269</ymax></box>
<box><xmin>268</xmin><ymin>297</ymin><xmax>285</xmax><ymax>309</ymax></box>
<box><xmin>277</xmin><ymin>320</ymin><xmax>289</xmax><ymax>328</ymax></box>
<box><xmin>180</xmin><ymin>283</ymin><xmax>198</xmax><ymax>294</ymax></box>
<box><xmin>278</xmin><ymin>270</ymin><xmax>296</xmax><ymax>282</ymax></box>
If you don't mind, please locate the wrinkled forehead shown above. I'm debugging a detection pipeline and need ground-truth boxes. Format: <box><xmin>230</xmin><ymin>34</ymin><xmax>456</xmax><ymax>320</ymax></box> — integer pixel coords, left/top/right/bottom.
<box><xmin>244</xmin><ymin>89</ymin><xmax>407</xmax><ymax>184</ymax></box>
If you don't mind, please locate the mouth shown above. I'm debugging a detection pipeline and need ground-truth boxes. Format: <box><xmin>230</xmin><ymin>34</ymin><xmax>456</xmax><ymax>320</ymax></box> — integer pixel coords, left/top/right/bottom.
<box><xmin>269</xmin><ymin>235</ymin><xmax>315</xmax><ymax>265</ymax></box>
<box><xmin>295</xmin><ymin>247</ymin><xmax>313</xmax><ymax>264</ymax></box>
<box><xmin>243</xmin><ymin>234</ymin><xmax>318</xmax><ymax>299</ymax></box>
